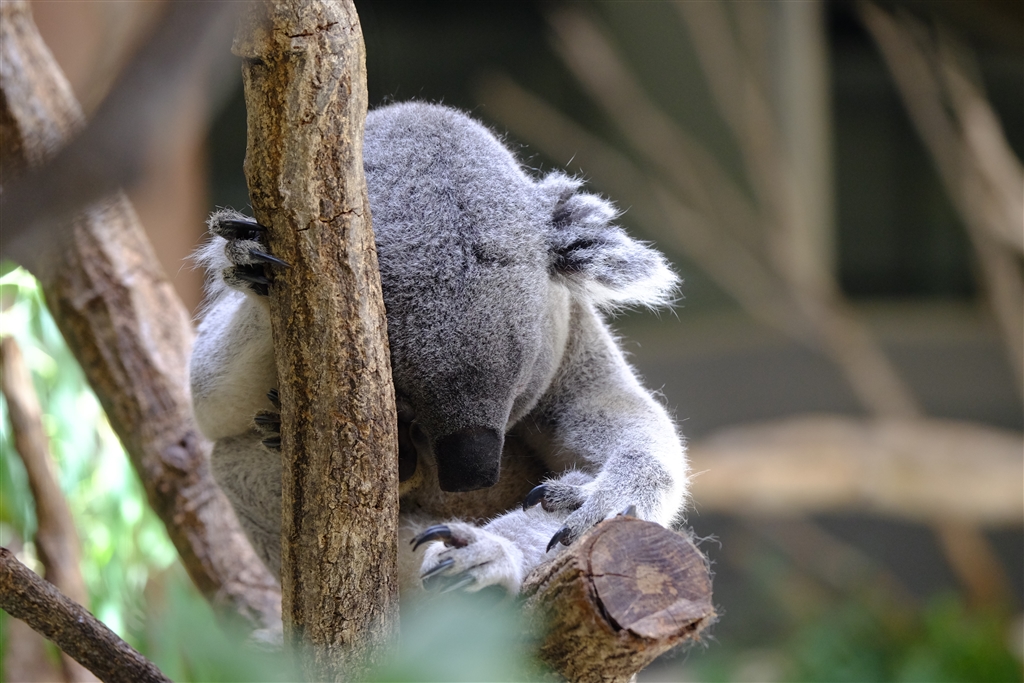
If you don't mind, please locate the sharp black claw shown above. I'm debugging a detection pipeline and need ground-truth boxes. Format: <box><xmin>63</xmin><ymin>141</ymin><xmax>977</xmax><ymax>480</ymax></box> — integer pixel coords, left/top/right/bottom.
<box><xmin>522</xmin><ymin>484</ymin><xmax>547</xmax><ymax>511</ymax></box>
<box><xmin>261</xmin><ymin>436</ymin><xmax>281</xmax><ymax>450</ymax></box>
<box><xmin>216</xmin><ymin>218</ymin><xmax>266</xmax><ymax>241</ymax></box>
<box><xmin>267</xmin><ymin>389</ymin><xmax>280</xmax><ymax>409</ymax></box>
<box><xmin>440</xmin><ymin>575</ymin><xmax>476</xmax><ymax>594</ymax></box>
<box><xmin>620</xmin><ymin>504</ymin><xmax>638</xmax><ymax>518</ymax></box>
<box><xmin>411</xmin><ymin>524</ymin><xmax>453</xmax><ymax>551</ymax></box>
<box><xmin>249</xmin><ymin>249</ymin><xmax>291</xmax><ymax>268</ymax></box>
<box><xmin>233</xmin><ymin>269</ymin><xmax>272</xmax><ymax>287</ymax></box>
<box><xmin>547</xmin><ymin>527</ymin><xmax>571</xmax><ymax>553</ymax></box>
<box><xmin>420</xmin><ymin>558</ymin><xmax>455</xmax><ymax>581</ymax></box>
<box><xmin>254</xmin><ymin>412</ymin><xmax>280</xmax><ymax>428</ymax></box>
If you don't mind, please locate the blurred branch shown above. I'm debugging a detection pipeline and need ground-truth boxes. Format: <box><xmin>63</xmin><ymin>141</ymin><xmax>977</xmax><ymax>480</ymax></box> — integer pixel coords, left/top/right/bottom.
<box><xmin>689</xmin><ymin>415</ymin><xmax>1023</xmax><ymax>526</ymax></box>
<box><xmin>859</xmin><ymin>1</ymin><xmax>1024</xmax><ymax>393</ymax></box>
<box><xmin>0</xmin><ymin>0</ymin><xmax>282</xmax><ymax>637</ymax></box>
<box><xmin>0</xmin><ymin>547</ymin><xmax>171</xmax><ymax>683</ymax></box>
<box><xmin>672</xmin><ymin>2</ymin><xmax>920</xmax><ymax>419</ymax></box>
<box><xmin>479</xmin><ymin>73</ymin><xmax>801</xmax><ymax>336</ymax></box>
<box><xmin>0</xmin><ymin>0</ymin><xmax>239</xmax><ymax>273</ymax></box>
<box><xmin>519</xmin><ymin>7</ymin><xmax>921</xmax><ymax>419</ymax></box>
<box><xmin>521</xmin><ymin>516</ymin><xmax>714</xmax><ymax>683</ymax></box>
<box><xmin>0</xmin><ymin>337</ymin><xmax>97</xmax><ymax>683</ymax></box>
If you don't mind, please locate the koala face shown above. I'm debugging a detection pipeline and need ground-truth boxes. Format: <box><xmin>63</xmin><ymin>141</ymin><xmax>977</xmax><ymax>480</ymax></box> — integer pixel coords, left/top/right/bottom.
<box><xmin>385</xmin><ymin>261</ymin><xmax>552</xmax><ymax>492</ymax></box>
<box><xmin>365</xmin><ymin>104</ymin><xmax>560</xmax><ymax>491</ymax></box>
<box><xmin>363</xmin><ymin>103</ymin><xmax>677</xmax><ymax>493</ymax></box>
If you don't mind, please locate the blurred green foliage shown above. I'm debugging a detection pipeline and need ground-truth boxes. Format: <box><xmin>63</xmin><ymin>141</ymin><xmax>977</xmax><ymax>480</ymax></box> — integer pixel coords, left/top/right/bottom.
<box><xmin>1</xmin><ymin>263</ymin><xmax>178</xmax><ymax>641</ymax></box>
<box><xmin>787</xmin><ymin>596</ymin><xmax>1020</xmax><ymax>683</ymax></box>
<box><xmin>675</xmin><ymin>585</ymin><xmax>1022</xmax><ymax>682</ymax></box>
<box><xmin>0</xmin><ymin>264</ymin><xmax>297</xmax><ymax>681</ymax></box>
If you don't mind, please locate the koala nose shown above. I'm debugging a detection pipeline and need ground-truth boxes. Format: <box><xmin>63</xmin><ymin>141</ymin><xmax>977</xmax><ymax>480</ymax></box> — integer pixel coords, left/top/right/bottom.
<box><xmin>434</xmin><ymin>427</ymin><xmax>502</xmax><ymax>492</ymax></box>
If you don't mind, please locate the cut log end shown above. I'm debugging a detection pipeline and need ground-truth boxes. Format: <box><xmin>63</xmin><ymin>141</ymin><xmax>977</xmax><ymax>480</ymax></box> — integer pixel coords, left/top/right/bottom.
<box><xmin>522</xmin><ymin>516</ymin><xmax>715</xmax><ymax>683</ymax></box>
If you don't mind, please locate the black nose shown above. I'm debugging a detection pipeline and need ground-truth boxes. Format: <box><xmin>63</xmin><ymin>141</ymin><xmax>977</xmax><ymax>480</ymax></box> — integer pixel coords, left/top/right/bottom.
<box><xmin>434</xmin><ymin>427</ymin><xmax>502</xmax><ymax>492</ymax></box>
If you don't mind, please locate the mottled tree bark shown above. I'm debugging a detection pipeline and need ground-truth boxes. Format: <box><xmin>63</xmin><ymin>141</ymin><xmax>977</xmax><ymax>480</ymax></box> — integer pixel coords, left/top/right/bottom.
<box><xmin>0</xmin><ymin>0</ymin><xmax>281</xmax><ymax>636</ymax></box>
<box><xmin>234</xmin><ymin>1</ymin><xmax>399</xmax><ymax>680</ymax></box>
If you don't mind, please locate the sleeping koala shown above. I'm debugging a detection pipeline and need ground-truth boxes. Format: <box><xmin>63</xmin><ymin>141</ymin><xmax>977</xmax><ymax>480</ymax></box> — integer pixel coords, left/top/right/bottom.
<box><xmin>190</xmin><ymin>102</ymin><xmax>689</xmax><ymax>596</ymax></box>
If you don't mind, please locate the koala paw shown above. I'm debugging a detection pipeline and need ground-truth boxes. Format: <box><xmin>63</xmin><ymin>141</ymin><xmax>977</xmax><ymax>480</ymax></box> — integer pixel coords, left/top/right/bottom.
<box><xmin>411</xmin><ymin>523</ymin><xmax>525</xmax><ymax>596</ymax></box>
<box><xmin>523</xmin><ymin>478</ymin><xmax>639</xmax><ymax>551</ymax></box>
<box><xmin>209</xmin><ymin>210</ymin><xmax>290</xmax><ymax>296</ymax></box>
<box><xmin>253</xmin><ymin>388</ymin><xmax>281</xmax><ymax>450</ymax></box>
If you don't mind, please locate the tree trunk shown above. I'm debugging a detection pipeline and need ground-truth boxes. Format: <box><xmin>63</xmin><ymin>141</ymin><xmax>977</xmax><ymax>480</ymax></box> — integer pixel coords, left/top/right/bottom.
<box><xmin>233</xmin><ymin>1</ymin><xmax>400</xmax><ymax>680</ymax></box>
<box><xmin>0</xmin><ymin>0</ymin><xmax>281</xmax><ymax>637</ymax></box>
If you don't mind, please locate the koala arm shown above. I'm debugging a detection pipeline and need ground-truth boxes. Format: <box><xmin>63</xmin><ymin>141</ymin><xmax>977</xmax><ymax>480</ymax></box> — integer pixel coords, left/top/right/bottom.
<box><xmin>524</xmin><ymin>301</ymin><xmax>689</xmax><ymax>539</ymax></box>
<box><xmin>191</xmin><ymin>233</ymin><xmax>279</xmax><ymax>442</ymax></box>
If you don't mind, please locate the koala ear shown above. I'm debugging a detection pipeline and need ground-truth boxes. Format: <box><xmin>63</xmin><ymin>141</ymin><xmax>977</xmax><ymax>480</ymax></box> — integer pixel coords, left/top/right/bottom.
<box><xmin>539</xmin><ymin>173</ymin><xmax>678</xmax><ymax>310</ymax></box>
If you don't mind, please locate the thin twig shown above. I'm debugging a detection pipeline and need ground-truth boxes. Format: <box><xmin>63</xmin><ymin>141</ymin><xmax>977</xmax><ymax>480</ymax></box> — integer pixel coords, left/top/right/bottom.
<box><xmin>0</xmin><ymin>547</ymin><xmax>172</xmax><ymax>683</ymax></box>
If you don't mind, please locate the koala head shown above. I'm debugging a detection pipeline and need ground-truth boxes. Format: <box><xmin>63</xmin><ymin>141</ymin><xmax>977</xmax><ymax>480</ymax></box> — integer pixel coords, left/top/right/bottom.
<box><xmin>364</xmin><ymin>103</ymin><xmax>676</xmax><ymax>492</ymax></box>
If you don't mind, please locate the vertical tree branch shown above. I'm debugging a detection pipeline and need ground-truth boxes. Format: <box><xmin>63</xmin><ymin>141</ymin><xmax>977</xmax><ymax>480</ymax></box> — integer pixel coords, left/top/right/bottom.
<box><xmin>234</xmin><ymin>1</ymin><xmax>399</xmax><ymax>679</ymax></box>
<box><xmin>0</xmin><ymin>0</ymin><xmax>281</xmax><ymax>635</ymax></box>
<box><xmin>1</xmin><ymin>337</ymin><xmax>98</xmax><ymax>682</ymax></box>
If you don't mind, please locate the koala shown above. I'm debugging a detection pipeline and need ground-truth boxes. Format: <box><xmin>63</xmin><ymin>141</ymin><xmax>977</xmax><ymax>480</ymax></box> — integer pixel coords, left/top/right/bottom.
<box><xmin>190</xmin><ymin>102</ymin><xmax>689</xmax><ymax>596</ymax></box>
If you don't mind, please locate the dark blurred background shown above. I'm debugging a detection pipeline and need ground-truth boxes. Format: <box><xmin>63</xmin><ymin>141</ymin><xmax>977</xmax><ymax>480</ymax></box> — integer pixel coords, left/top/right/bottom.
<box><xmin>5</xmin><ymin>1</ymin><xmax>1022</xmax><ymax>681</ymax></box>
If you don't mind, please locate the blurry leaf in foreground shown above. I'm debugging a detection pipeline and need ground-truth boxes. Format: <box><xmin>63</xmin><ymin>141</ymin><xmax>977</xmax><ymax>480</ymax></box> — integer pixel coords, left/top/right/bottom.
<box><xmin>373</xmin><ymin>591</ymin><xmax>540</xmax><ymax>682</ymax></box>
<box><xmin>143</xmin><ymin>563</ymin><xmax>296</xmax><ymax>683</ymax></box>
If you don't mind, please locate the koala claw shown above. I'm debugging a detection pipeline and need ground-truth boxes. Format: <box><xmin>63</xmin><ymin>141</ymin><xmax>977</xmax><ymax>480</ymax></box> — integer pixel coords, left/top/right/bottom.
<box><xmin>438</xmin><ymin>575</ymin><xmax>477</xmax><ymax>594</ymax></box>
<box><xmin>420</xmin><ymin>557</ymin><xmax>455</xmax><ymax>580</ymax></box>
<box><xmin>411</xmin><ymin>524</ymin><xmax>466</xmax><ymax>551</ymax></box>
<box><xmin>248</xmin><ymin>248</ymin><xmax>291</xmax><ymax>269</ymax></box>
<box><xmin>522</xmin><ymin>484</ymin><xmax>548</xmax><ymax>511</ymax></box>
<box><xmin>212</xmin><ymin>217</ymin><xmax>266</xmax><ymax>241</ymax></box>
<box><xmin>416</xmin><ymin>522</ymin><xmax>525</xmax><ymax>595</ymax></box>
<box><xmin>253</xmin><ymin>406</ymin><xmax>280</xmax><ymax>451</ymax></box>
<box><xmin>267</xmin><ymin>389</ymin><xmax>280</xmax><ymax>409</ymax></box>
<box><xmin>547</xmin><ymin>526</ymin><xmax>573</xmax><ymax>552</ymax></box>
<box><xmin>253</xmin><ymin>412</ymin><xmax>280</xmax><ymax>429</ymax></box>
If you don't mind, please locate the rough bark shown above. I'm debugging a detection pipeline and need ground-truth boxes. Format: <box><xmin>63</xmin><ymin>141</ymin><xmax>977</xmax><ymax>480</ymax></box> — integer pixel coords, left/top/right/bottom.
<box><xmin>0</xmin><ymin>0</ymin><xmax>281</xmax><ymax>636</ymax></box>
<box><xmin>0</xmin><ymin>547</ymin><xmax>172</xmax><ymax>683</ymax></box>
<box><xmin>234</xmin><ymin>1</ymin><xmax>399</xmax><ymax>679</ymax></box>
<box><xmin>2</xmin><ymin>536</ymin><xmax>65</xmax><ymax>683</ymax></box>
<box><xmin>0</xmin><ymin>337</ymin><xmax>98</xmax><ymax>682</ymax></box>
<box><xmin>522</xmin><ymin>516</ymin><xmax>715</xmax><ymax>683</ymax></box>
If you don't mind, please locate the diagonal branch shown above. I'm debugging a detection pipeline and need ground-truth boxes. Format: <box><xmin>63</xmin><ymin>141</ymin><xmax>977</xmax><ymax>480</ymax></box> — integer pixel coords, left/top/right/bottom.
<box><xmin>859</xmin><ymin>2</ymin><xmax>1023</xmax><ymax>392</ymax></box>
<box><xmin>0</xmin><ymin>0</ymin><xmax>238</xmax><ymax>271</ymax></box>
<box><xmin>0</xmin><ymin>547</ymin><xmax>171</xmax><ymax>683</ymax></box>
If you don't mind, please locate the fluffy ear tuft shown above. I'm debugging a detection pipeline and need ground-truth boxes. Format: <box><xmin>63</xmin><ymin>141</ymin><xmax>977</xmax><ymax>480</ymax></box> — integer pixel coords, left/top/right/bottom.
<box><xmin>539</xmin><ymin>173</ymin><xmax>678</xmax><ymax>310</ymax></box>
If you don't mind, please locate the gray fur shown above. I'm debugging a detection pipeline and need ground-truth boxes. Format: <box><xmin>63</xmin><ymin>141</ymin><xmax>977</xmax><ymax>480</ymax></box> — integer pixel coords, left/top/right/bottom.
<box><xmin>191</xmin><ymin>102</ymin><xmax>688</xmax><ymax>596</ymax></box>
